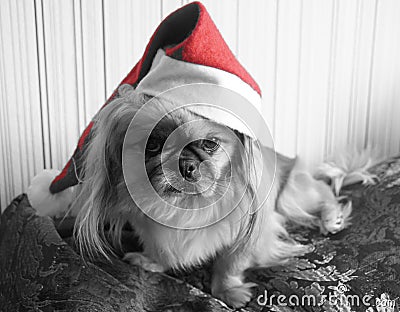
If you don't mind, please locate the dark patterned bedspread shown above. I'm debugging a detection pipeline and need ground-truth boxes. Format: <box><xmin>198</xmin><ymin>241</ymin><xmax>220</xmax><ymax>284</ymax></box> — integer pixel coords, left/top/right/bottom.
<box><xmin>1</xmin><ymin>157</ymin><xmax>400</xmax><ymax>312</ymax></box>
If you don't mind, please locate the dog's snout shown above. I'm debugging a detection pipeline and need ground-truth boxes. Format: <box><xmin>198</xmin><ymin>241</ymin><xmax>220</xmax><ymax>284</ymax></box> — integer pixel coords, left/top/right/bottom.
<box><xmin>186</xmin><ymin>162</ymin><xmax>197</xmax><ymax>174</ymax></box>
<box><xmin>180</xmin><ymin>159</ymin><xmax>200</xmax><ymax>182</ymax></box>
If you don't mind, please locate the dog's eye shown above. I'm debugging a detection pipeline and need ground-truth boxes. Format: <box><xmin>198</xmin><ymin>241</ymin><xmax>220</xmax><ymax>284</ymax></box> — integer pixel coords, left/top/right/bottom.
<box><xmin>146</xmin><ymin>140</ymin><xmax>161</xmax><ymax>153</ymax></box>
<box><xmin>202</xmin><ymin>138</ymin><xmax>220</xmax><ymax>153</ymax></box>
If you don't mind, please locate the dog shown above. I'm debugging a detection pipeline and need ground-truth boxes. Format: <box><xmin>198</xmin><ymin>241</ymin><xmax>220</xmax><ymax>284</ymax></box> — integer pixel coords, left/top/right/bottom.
<box><xmin>49</xmin><ymin>85</ymin><xmax>374</xmax><ymax>308</ymax></box>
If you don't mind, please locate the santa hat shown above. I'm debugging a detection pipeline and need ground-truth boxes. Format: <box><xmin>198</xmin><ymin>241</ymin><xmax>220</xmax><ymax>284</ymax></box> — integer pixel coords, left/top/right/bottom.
<box><xmin>27</xmin><ymin>1</ymin><xmax>262</xmax><ymax>216</ymax></box>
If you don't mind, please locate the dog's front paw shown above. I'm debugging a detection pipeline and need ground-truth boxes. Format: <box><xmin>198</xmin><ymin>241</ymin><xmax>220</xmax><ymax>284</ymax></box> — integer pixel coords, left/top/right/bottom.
<box><xmin>212</xmin><ymin>279</ymin><xmax>257</xmax><ymax>308</ymax></box>
<box><xmin>123</xmin><ymin>252</ymin><xmax>165</xmax><ymax>273</ymax></box>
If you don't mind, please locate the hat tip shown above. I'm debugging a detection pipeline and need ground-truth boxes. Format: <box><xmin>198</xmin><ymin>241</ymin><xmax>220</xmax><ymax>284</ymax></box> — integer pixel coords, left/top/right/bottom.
<box><xmin>27</xmin><ymin>169</ymin><xmax>74</xmax><ymax>218</ymax></box>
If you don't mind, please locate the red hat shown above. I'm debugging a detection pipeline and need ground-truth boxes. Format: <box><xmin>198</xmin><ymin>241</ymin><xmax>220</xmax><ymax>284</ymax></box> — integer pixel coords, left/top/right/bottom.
<box><xmin>27</xmin><ymin>1</ymin><xmax>262</xmax><ymax>214</ymax></box>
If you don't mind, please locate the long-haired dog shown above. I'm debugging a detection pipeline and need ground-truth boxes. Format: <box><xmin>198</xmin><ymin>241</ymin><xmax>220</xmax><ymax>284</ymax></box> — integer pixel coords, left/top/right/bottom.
<box><xmin>65</xmin><ymin>85</ymin><xmax>373</xmax><ymax>308</ymax></box>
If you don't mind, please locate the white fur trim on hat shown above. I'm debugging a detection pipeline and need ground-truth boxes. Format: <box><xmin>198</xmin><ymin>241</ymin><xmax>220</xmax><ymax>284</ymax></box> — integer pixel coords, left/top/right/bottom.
<box><xmin>136</xmin><ymin>49</ymin><xmax>262</xmax><ymax>138</ymax></box>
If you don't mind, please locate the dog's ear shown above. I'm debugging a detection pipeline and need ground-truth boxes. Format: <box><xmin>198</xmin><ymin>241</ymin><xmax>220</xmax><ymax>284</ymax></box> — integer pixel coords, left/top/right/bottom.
<box><xmin>72</xmin><ymin>92</ymin><xmax>145</xmax><ymax>260</ymax></box>
<box><xmin>227</xmin><ymin>136</ymin><xmax>273</xmax><ymax>253</ymax></box>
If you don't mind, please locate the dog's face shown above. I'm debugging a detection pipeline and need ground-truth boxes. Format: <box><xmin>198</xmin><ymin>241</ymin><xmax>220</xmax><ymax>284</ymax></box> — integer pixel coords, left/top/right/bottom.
<box><xmin>144</xmin><ymin>109</ymin><xmax>244</xmax><ymax>205</ymax></box>
<box><xmin>116</xmin><ymin>94</ymin><xmax>258</xmax><ymax>229</ymax></box>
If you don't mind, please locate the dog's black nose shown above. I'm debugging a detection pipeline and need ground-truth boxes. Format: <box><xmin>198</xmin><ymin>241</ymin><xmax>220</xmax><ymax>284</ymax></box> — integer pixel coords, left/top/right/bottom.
<box><xmin>180</xmin><ymin>159</ymin><xmax>200</xmax><ymax>182</ymax></box>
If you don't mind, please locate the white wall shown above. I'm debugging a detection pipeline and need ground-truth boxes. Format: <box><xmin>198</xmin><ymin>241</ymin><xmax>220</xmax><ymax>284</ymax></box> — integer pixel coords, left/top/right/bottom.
<box><xmin>1</xmin><ymin>0</ymin><xmax>400</xmax><ymax>210</ymax></box>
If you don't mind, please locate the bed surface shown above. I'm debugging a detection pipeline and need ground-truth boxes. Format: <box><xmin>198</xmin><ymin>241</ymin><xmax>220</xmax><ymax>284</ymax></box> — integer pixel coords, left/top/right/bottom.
<box><xmin>1</xmin><ymin>157</ymin><xmax>400</xmax><ymax>311</ymax></box>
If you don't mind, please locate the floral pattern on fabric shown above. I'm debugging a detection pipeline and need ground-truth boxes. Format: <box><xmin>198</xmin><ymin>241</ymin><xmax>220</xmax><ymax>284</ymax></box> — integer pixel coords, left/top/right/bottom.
<box><xmin>1</xmin><ymin>157</ymin><xmax>399</xmax><ymax>311</ymax></box>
